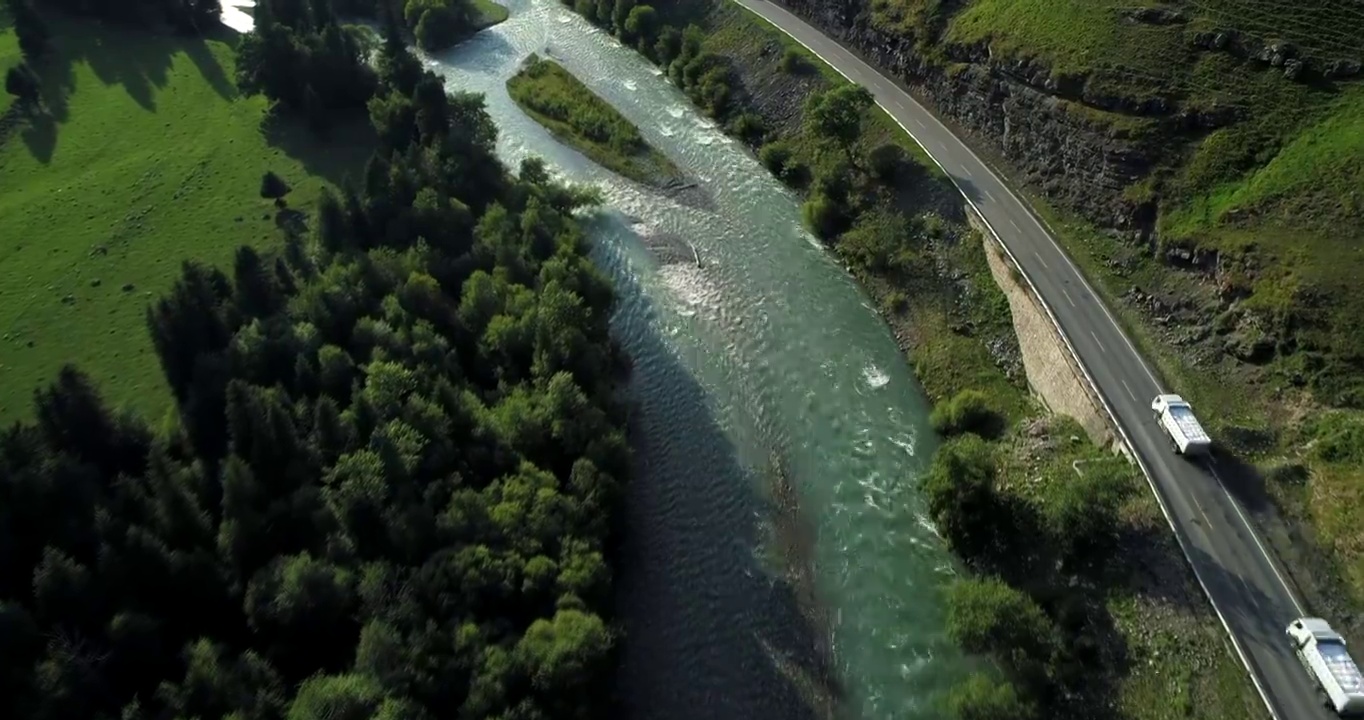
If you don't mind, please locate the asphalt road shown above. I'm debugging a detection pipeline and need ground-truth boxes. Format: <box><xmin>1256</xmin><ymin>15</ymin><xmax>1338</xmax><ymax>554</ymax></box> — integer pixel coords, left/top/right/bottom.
<box><xmin>732</xmin><ymin>1</ymin><xmax>1335</xmax><ymax>718</ymax></box>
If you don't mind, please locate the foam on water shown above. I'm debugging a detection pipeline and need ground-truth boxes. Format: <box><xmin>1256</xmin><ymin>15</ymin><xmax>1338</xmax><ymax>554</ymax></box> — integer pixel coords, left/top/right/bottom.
<box><xmin>659</xmin><ymin>125</ymin><xmax>676</xmax><ymax>137</ymax></box>
<box><xmin>862</xmin><ymin>365</ymin><xmax>890</xmax><ymax>389</ymax></box>
<box><xmin>888</xmin><ymin>433</ymin><xmax>917</xmax><ymax>457</ymax></box>
<box><xmin>667</xmin><ymin>106</ymin><xmax>685</xmax><ymax>118</ymax></box>
<box><xmin>623</xmin><ymin>79</ymin><xmax>638</xmax><ymax>91</ymax></box>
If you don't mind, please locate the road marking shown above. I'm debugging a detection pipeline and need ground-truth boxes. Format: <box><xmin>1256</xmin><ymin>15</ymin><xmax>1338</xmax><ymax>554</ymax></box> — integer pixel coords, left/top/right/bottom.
<box><xmin>1191</xmin><ymin>491</ymin><xmax>1215</xmax><ymax>530</ymax></box>
<box><xmin>1032</xmin><ymin>251</ymin><xmax>1049</xmax><ymax>269</ymax></box>
<box><xmin>1061</xmin><ymin>288</ymin><xmax>1076</xmax><ymax>307</ymax></box>
<box><xmin>1206</xmin><ymin>462</ymin><xmax>1306</xmax><ymax>617</ymax></box>
<box><xmin>982</xmin><ymin>188</ymin><xmax>996</xmax><ymax>203</ymax></box>
<box><xmin>961</xmin><ymin>165</ymin><xmax>973</xmax><ymax>179</ymax></box>
<box><xmin>1090</xmin><ymin>331</ymin><xmax>1107</xmax><ymax>353</ymax></box>
<box><xmin>1008</xmin><ymin>218</ymin><xmax>1021</xmax><ymax>232</ymax></box>
<box><xmin>911</xmin><ymin>117</ymin><xmax>924</xmax><ymax>129</ymax></box>
<box><xmin>1122</xmin><ymin>379</ymin><xmax>1137</xmax><ymax>402</ymax></box>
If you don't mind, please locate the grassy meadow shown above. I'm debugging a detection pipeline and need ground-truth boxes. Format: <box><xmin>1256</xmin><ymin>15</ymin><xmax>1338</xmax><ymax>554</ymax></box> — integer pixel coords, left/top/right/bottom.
<box><xmin>0</xmin><ymin>14</ymin><xmax>371</xmax><ymax>426</ymax></box>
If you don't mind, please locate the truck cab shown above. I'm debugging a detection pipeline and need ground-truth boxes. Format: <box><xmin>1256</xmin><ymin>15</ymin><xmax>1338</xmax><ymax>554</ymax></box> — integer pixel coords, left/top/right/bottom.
<box><xmin>1288</xmin><ymin>617</ymin><xmax>1364</xmax><ymax>716</ymax></box>
<box><xmin>1151</xmin><ymin>394</ymin><xmax>1212</xmax><ymax>457</ymax></box>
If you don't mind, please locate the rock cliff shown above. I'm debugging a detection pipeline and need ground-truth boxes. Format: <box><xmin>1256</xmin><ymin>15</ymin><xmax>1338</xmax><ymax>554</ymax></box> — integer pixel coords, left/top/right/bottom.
<box><xmin>770</xmin><ymin>0</ymin><xmax>1167</xmax><ymax>232</ymax></box>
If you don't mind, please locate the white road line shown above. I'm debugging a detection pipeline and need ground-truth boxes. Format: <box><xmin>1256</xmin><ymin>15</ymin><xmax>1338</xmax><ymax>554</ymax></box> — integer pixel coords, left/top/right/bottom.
<box><xmin>961</xmin><ymin>165</ymin><xmax>973</xmax><ymax>179</ymax></box>
<box><xmin>1033</xmin><ymin>251</ymin><xmax>1049</xmax><ymax>269</ymax></box>
<box><xmin>1008</xmin><ymin>218</ymin><xmax>1020</xmax><ymax>233</ymax></box>
<box><xmin>982</xmin><ymin>188</ymin><xmax>996</xmax><ymax>203</ymax></box>
<box><xmin>1207</xmin><ymin>463</ymin><xmax>1306</xmax><ymax>616</ymax></box>
<box><xmin>1191</xmin><ymin>491</ymin><xmax>1215</xmax><ymax>529</ymax></box>
<box><xmin>1060</xmin><ymin>287</ymin><xmax>1076</xmax><ymax>307</ymax></box>
<box><xmin>1122</xmin><ymin>379</ymin><xmax>1137</xmax><ymax>402</ymax></box>
<box><xmin>1090</xmin><ymin>331</ymin><xmax>1107</xmax><ymax>354</ymax></box>
<box><xmin>911</xmin><ymin>117</ymin><xmax>924</xmax><ymax>129</ymax></box>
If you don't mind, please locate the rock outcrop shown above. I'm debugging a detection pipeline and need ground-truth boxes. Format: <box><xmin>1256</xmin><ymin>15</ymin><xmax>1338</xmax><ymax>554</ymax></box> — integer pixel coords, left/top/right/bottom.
<box><xmin>772</xmin><ymin>0</ymin><xmax>1169</xmax><ymax>232</ymax></box>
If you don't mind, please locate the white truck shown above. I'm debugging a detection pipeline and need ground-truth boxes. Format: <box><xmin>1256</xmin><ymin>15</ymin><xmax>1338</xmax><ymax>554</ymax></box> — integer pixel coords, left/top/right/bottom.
<box><xmin>1287</xmin><ymin>617</ymin><xmax>1364</xmax><ymax>716</ymax></box>
<box><xmin>1150</xmin><ymin>394</ymin><xmax>1212</xmax><ymax>456</ymax></box>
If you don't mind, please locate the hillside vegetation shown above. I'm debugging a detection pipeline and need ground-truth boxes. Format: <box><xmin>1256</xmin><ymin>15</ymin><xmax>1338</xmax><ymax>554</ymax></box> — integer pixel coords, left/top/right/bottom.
<box><xmin>867</xmin><ymin>0</ymin><xmax>1364</xmax><ymax>607</ymax></box>
<box><xmin>0</xmin><ymin>14</ymin><xmax>370</xmax><ymax>426</ymax></box>
<box><xmin>506</xmin><ymin>54</ymin><xmax>683</xmax><ymax>189</ymax></box>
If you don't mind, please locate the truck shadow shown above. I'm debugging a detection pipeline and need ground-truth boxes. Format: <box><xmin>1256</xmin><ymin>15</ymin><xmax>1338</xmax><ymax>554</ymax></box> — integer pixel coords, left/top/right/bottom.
<box><xmin>1206</xmin><ymin>449</ymin><xmax>1272</xmax><ymax>514</ymax></box>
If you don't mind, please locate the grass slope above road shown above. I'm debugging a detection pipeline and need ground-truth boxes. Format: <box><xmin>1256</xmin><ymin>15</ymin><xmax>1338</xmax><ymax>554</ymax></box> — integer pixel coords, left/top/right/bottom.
<box><xmin>872</xmin><ymin>0</ymin><xmax>1364</xmax><ymax>328</ymax></box>
<box><xmin>506</xmin><ymin>54</ymin><xmax>683</xmax><ymax>189</ymax></box>
<box><xmin>0</xmin><ymin>15</ymin><xmax>370</xmax><ymax>426</ymax></box>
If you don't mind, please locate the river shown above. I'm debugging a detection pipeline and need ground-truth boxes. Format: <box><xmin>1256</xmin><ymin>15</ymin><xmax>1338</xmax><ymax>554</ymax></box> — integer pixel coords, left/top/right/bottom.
<box><xmin>229</xmin><ymin>1</ymin><xmax>974</xmax><ymax>717</ymax></box>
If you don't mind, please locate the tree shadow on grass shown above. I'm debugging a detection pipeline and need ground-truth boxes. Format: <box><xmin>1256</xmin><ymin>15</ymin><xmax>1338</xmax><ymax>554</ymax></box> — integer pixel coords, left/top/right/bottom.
<box><xmin>184</xmin><ymin>28</ymin><xmax>238</xmax><ymax>102</ymax></box>
<box><xmin>20</xmin><ymin>110</ymin><xmax>56</xmax><ymax>163</ymax></box>
<box><xmin>261</xmin><ymin>112</ymin><xmax>378</xmax><ymax>188</ymax></box>
<box><xmin>21</xmin><ymin>13</ymin><xmax>239</xmax><ymax>159</ymax></box>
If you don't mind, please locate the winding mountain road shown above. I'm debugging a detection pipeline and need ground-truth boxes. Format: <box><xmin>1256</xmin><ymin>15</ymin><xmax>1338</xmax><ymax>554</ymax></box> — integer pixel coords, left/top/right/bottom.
<box><xmin>732</xmin><ymin>1</ymin><xmax>1330</xmax><ymax>718</ymax></box>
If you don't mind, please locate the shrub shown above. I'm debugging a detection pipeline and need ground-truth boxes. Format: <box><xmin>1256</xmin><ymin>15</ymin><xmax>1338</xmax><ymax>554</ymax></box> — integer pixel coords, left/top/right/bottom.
<box><xmin>922</xmin><ymin>435</ymin><xmax>1007</xmax><ymax>559</ymax></box>
<box><xmin>1040</xmin><ymin>460</ymin><xmax>1131</xmax><ymax>568</ymax></box>
<box><xmin>801</xmin><ymin>191</ymin><xmax>848</xmax><ymax>240</ymax></box>
<box><xmin>946</xmin><ymin>674</ymin><xmax>1036</xmax><ymax>720</ymax></box>
<box><xmin>624</xmin><ymin>5</ymin><xmax>658</xmax><ymax>46</ymax></box>
<box><xmin>930</xmin><ymin>389</ymin><xmax>1005</xmax><ymax>439</ymax></box>
<box><xmin>758</xmin><ymin>142</ymin><xmax>792</xmax><ymax>175</ymax></box>
<box><xmin>946</xmin><ymin>576</ymin><xmax>1057</xmax><ymax>666</ymax></box>
<box><xmin>728</xmin><ymin>112</ymin><xmax>766</xmax><ymax>146</ymax></box>
<box><xmin>836</xmin><ymin>208</ymin><xmax>917</xmax><ymax>275</ymax></box>
<box><xmin>867</xmin><ymin>142</ymin><xmax>906</xmax><ymax>184</ymax></box>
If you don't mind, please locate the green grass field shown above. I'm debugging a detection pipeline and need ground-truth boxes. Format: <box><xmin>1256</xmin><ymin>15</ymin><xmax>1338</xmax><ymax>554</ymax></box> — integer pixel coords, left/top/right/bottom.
<box><xmin>506</xmin><ymin>54</ymin><xmax>682</xmax><ymax>187</ymax></box>
<box><xmin>0</xmin><ymin>15</ymin><xmax>370</xmax><ymax>426</ymax></box>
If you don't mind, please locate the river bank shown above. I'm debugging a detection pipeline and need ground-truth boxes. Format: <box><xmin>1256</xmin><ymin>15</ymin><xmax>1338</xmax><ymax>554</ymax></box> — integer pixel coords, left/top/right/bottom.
<box><xmin>764</xmin><ymin>0</ymin><xmax>1364</xmax><ymax>648</ymax></box>
<box><xmin>562</xmin><ymin>1</ymin><xmax>1265</xmax><ymax>717</ymax></box>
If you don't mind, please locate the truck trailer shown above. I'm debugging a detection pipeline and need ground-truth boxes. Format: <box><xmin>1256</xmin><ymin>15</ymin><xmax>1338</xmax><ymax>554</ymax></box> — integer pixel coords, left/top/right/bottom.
<box><xmin>1150</xmin><ymin>394</ymin><xmax>1212</xmax><ymax>456</ymax></box>
<box><xmin>1287</xmin><ymin>618</ymin><xmax>1364</xmax><ymax>716</ymax></box>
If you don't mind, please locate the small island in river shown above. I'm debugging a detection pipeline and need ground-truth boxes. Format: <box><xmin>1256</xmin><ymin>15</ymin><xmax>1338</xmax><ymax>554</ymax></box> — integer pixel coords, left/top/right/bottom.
<box><xmin>507</xmin><ymin>54</ymin><xmax>691</xmax><ymax>195</ymax></box>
